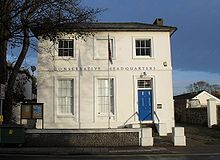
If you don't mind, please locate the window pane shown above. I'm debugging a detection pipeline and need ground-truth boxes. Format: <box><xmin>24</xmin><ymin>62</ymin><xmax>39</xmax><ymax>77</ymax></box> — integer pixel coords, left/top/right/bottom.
<box><xmin>59</xmin><ymin>40</ymin><xmax>63</xmax><ymax>48</ymax></box>
<box><xmin>138</xmin><ymin>80</ymin><xmax>151</xmax><ymax>88</ymax></box>
<box><xmin>69</xmin><ymin>49</ymin><xmax>73</xmax><ymax>56</ymax></box>
<box><xmin>136</xmin><ymin>40</ymin><xmax>140</xmax><ymax>47</ymax></box>
<box><xmin>63</xmin><ymin>49</ymin><xmax>69</xmax><ymax>56</ymax></box>
<box><xmin>62</xmin><ymin>80</ymin><xmax>66</xmax><ymax>88</ymax></box>
<box><xmin>104</xmin><ymin>88</ymin><xmax>108</xmax><ymax>96</ymax></box>
<box><xmin>66</xmin><ymin>80</ymin><xmax>71</xmax><ymax>88</ymax></box>
<box><xmin>66</xmin><ymin>89</ymin><xmax>72</xmax><ymax>96</ymax></box>
<box><xmin>64</xmin><ymin>41</ymin><xmax>68</xmax><ymax>48</ymax></box>
<box><xmin>110</xmin><ymin>96</ymin><xmax>114</xmax><ymax>114</ymax></box>
<box><xmin>58</xmin><ymin>49</ymin><xmax>63</xmax><ymax>56</ymax></box>
<box><xmin>146</xmin><ymin>48</ymin><xmax>151</xmax><ymax>56</ymax></box>
<box><xmin>136</xmin><ymin>48</ymin><xmax>140</xmax><ymax>56</ymax></box>
<box><xmin>69</xmin><ymin>40</ymin><xmax>73</xmax><ymax>48</ymax></box>
<box><xmin>141</xmin><ymin>40</ymin><xmax>145</xmax><ymax>47</ymax></box>
<box><xmin>141</xmin><ymin>49</ymin><xmax>145</xmax><ymax>56</ymax></box>
<box><xmin>146</xmin><ymin>39</ymin><xmax>151</xmax><ymax>47</ymax></box>
<box><xmin>58</xmin><ymin>88</ymin><xmax>62</xmax><ymax>96</ymax></box>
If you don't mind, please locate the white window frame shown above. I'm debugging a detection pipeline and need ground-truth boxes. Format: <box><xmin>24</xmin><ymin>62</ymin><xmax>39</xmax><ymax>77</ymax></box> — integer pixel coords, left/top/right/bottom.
<box><xmin>55</xmin><ymin>78</ymin><xmax>76</xmax><ymax>117</ymax></box>
<box><xmin>55</xmin><ymin>38</ymin><xmax>76</xmax><ymax>60</ymax></box>
<box><xmin>93</xmin><ymin>36</ymin><xmax>116</xmax><ymax>60</ymax></box>
<box><xmin>95</xmin><ymin>77</ymin><xmax>116</xmax><ymax>117</ymax></box>
<box><xmin>132</xmin><ymin>36</ymin><xmax>154</xmax><ymax>59</ymax></box>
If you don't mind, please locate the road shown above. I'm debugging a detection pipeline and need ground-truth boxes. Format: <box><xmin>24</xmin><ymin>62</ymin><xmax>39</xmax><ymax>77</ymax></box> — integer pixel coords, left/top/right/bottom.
<box><xmin>1</xmin><ymin>154</ymin><xmax>220</xmax><ymax>160</ymax></box>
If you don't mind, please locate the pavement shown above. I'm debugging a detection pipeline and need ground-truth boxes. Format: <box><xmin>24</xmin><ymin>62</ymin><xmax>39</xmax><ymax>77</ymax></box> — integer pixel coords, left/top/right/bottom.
<box><xmin>0</xmin><ymin>123</ymin><xmax>220</xmax><ymax>155</ymax></box>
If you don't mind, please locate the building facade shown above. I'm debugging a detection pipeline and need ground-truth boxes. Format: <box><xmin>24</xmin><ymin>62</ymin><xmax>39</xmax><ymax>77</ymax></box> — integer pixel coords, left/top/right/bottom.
<box><xmin>36</xmin><ymin>19</ymin><xmax>176</xmax><ymax>133</ymax></box>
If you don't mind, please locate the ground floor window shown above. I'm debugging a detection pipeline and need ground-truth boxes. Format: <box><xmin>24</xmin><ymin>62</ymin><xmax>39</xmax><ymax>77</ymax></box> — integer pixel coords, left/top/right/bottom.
<box><xmin>57</xmin><ymin>79</ymin><xmax>74</xmax><ymax>115</ymax></box>
<box><xmin>97</xmin><ymin>78</ymin><xmax>115</xmax><ymax>116</ymax></box>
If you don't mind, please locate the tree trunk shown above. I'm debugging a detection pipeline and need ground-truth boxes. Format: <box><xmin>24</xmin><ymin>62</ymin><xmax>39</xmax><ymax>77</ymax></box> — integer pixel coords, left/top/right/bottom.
<box><xmin>0</xmin><ymin>0</ymin><xmax>12</xmax><ymax>83</ymax></box>
<box><xmin>0</xmin><ymin>33</ymin><xmax>8</xmax><ymax>85</ymax></box>
<box><xmin>0</xmin><ymin>0</ymin><xmax>11</xmax><ymax>123</ymax></box>
<box><xmin>3</xmin><ymin>29</ymin><xmax>30</xmax><ymax>123</ymax></box>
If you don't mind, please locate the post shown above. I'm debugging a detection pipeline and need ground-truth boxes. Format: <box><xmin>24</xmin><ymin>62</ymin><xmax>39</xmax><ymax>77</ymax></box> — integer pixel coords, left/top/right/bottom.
<box><xmin>108</xmin><ymin>47</ymin><xmax>111</xmax><ymax>129</ymax></box>
<box><xmin>0</xmin><ymin>99</ymin><xmax>3</xmax><ymax>125</ymax></box>
<box><xmin>107</xmin><ymin>34</ymin><xmax>111</xmax><ymax>129</ymax></box>
<box><xmin>207</xmin><ymin>98</ymin><xmax>217</xmax><ymax>128</ymax></box>
<box><xmin>0</xmin><ymin>84</ymin><xmax>6</xmax><ymax>125</ymax></box>
<box><xmin>172</xmin><ymin>127</ymin><xmax>186</xmax><ymax>146</ymax></box>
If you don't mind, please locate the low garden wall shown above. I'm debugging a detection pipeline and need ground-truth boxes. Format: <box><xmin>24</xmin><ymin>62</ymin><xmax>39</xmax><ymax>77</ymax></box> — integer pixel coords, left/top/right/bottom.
<box><xmin>24</xmin><ymin>129</ymin><xmax>140</xmax><ymax>147</ymax></box>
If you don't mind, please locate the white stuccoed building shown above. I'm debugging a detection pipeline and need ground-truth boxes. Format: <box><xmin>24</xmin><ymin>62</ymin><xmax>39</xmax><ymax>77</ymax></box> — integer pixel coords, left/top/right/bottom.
<box><xmin>35</xmin><ymin>18</ymin><xmax>177</xmax><ymax>133</ymax></box>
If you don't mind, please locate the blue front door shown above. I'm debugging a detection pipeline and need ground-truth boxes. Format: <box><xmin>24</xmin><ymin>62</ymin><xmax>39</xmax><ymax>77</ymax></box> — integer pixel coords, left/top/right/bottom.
<box><xmin>138</xmin><ymin>90</ymin><xmax>152</xmax><ymax>121</ymax></box>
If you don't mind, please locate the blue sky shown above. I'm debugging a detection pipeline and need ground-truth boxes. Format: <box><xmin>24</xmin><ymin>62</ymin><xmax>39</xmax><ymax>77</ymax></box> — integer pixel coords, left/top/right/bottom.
<box><xmin>9</xmin><ymin>0</ymin><xmax>220</xmax><ymax>95</ymax></box>
<box><xmin>82</xmin><ymin>0</ymin><xmax>220</xmax><ymax>95</ymax></box>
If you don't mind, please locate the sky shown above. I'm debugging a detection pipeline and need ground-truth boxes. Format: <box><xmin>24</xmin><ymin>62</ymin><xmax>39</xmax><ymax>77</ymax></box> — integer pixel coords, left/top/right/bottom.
<box><xmin>82</xmin><ymin>0</ymin><xmax>220</xmax><ymax>95</ymax></box>
<box><xmin>9</xmin><ymin>0</ymin><xmax>220</xmax><ymax>95</ymax></box>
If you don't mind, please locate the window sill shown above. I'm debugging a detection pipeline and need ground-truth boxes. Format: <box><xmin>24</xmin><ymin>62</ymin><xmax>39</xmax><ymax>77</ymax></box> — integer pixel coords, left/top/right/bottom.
<box><xmin>97</xmin><ymin>114</ymin><xmax>115</xmax><ymax>117</ymax></box>
<box><xmin>56</xmin><ymin>114</ymin><xmax>75</xmax><ymax>118</ymax></box>
<box><xmin>132</xmin><ymin>56</ymin><xmax>155</xmax><ymax>60</ymax></box>
<box><xmin>54</xmin><ymin>56</ymin><xmax>77</xmax><ymax>60</ymax></box>
<box><xmin>93</xmin><ymin>58</ymin><xmax>116</xmax><ymax>60</ymax></box>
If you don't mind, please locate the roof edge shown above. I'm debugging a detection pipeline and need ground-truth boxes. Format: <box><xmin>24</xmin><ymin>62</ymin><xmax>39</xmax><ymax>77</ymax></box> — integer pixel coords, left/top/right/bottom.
<box><xmin>31</xmin><ymin>22</ymin><xmax>177</xmax><ymax>37</ymax></box>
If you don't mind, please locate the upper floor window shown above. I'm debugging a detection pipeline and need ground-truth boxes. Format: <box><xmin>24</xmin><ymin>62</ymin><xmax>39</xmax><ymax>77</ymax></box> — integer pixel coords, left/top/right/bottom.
<box><xmin>58</xmin><ymin>39</ymin><xmax>74</xmax><ymax>57</ymax></box>
<box><xmin>135</xmin><ymin>39</ymin><xmax>151</xmax><ymax>57</ymax></box>
<box><xmin>94</xmin><ymin>37</ymin><xmax>115</xmax><ymax>60</ymax></box>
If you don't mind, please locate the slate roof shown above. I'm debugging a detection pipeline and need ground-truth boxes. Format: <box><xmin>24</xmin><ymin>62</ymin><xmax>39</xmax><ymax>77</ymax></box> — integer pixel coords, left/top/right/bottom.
<box><xmin>65</xmin><ymin>22</ymin><xmax>175</xmax><ymax>32</ymax></box>
<box><xmin>32</xmin><ymin>22</ymin><xmax>177</xmax><ymax>36</ymax></box>
<box><xmin>174</xmin><ymin>91</ymin><xmax>220</xmax><ymax>100</ymax></box>
<box><xmin>174</xmin><ymin>91</ymin><xmax>204</xmax><ymax>100</ymax></box>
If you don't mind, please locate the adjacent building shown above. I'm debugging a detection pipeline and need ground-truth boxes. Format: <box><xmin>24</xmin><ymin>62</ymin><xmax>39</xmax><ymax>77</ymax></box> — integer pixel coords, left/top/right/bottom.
<box><xmin>174</xmin><ymin>91</ymin><xmax>220</xmax><ymax>125</ymax></box>
<box><xmin>36</xmin><ymin>18</ymin><xmax>177</xmax><ymax>133</ymax></box>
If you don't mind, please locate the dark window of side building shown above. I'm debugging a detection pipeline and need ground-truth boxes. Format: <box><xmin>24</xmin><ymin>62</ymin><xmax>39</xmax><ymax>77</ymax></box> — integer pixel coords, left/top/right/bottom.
<box><xmin>58</xmin><ymin>39</ymin><xmax>74</xmax><ymax>57</ymax></box>
<box><xmin>135</xmin><ymin>39</ymin><xmax>151</xmax><ymax>56</ymax></box>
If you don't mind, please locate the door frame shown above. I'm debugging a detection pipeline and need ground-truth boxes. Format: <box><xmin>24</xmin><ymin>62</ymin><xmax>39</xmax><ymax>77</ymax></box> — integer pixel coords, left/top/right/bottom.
<box><xmin>133</xmin><ymin>75</ymin><xmax>156</xmax><ymax>122</ymax></box>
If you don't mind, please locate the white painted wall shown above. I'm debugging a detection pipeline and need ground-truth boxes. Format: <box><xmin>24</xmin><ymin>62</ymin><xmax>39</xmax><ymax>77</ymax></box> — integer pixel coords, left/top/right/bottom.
<box><xmin>192</xmin><ymin>91</ymin><xmax>220</xmax><ymax>106</ymax></box>
<box><xmin>37</xmin><ymin>31</ymin><xmax>175</xmax><ymax>133</ymax></box>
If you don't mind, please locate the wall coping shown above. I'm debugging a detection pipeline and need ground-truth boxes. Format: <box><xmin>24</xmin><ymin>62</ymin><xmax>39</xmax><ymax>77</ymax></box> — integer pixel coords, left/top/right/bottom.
<box><xmin>26</xmin><ymin>128</ymin><xmax>142</xmax><ymax>134</ymax></box>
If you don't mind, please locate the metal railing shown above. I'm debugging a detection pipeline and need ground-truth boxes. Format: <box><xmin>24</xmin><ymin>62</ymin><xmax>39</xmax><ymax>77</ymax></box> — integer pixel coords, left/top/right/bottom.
<box><xmin>154</xmin><ymin>111</ymin><xmax>160</xmax><ymax>124</ymax></box>
<box><xmin>123</xmin><ymin>112</ymin><xmax>140</xmax><ymax>126</ymax></box>
<box><xmin>123</xmin><ymin>111</ymin><xmax>160</xmax><ymax>127</ymax></box>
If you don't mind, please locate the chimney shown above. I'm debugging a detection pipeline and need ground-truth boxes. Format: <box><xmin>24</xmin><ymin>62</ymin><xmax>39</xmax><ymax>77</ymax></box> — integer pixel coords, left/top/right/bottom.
<box><xmin>153</xmin><ymin>18</ymin><xmax>163</xmax><ymax>26</ymax></box>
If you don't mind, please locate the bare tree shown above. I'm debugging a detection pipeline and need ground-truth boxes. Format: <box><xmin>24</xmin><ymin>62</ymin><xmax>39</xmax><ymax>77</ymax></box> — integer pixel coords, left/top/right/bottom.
<box><xmin>0</xmin><ymin>0</ymin><xmax>102</xmax><ymax>123</ymax></box>
<box><xmin>186</xmin><ymin>81</ymin><xmax>220</xmax><ymax>93</ymax></box>
<box><xmin>210</xmin><ymin>84</ymin><xmax>220</xmax><ymax>93</ymax></box>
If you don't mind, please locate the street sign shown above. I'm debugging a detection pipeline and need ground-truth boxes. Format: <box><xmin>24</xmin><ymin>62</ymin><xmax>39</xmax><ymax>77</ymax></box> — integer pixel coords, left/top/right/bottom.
<box><xmin>32</xmin><ymin>104</ymin><xmax>43</xmax><ymax>119</ymax></box>
<box><xmin>20</xmin><ymin>103</ymin><xmax>44</xmax><ymax>129</ymax></box>
<box><xmin>21</xmin><ymin>104</ymin><xmax>32</xmax><ymax>119</ymax></box>
<box><xmin>0</xmin><ymin>84</ymin><xmax>6</xmax><ymax>99</ymax></box>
